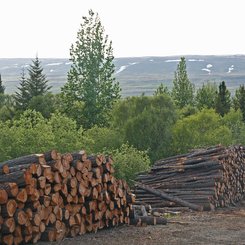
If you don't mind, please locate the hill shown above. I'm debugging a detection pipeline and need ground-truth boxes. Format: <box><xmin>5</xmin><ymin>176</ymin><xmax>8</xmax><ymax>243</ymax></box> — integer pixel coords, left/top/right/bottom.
<box><xmin>1</xmin><ymin>55</ymin><xmax>245</xmax><ymax>97</ymax></box>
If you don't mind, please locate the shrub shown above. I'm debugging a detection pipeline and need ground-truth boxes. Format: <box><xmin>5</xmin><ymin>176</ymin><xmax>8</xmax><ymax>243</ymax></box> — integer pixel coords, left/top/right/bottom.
<box><xmin>112</xmin><ymin>143</ymin><xmax>150</xmax><ymax>185</ymax></box>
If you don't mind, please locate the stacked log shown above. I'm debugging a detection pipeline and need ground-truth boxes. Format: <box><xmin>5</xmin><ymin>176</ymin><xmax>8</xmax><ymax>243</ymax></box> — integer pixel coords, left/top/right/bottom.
<box><xmin>0</xmin><ymin>150</ymin><xmax>135</xmax><ymax>244</ymax></box>
<box><xmin>134</xmin><ymin>145</ymin><xmax>245</xmax><ymax>211</ymax></box>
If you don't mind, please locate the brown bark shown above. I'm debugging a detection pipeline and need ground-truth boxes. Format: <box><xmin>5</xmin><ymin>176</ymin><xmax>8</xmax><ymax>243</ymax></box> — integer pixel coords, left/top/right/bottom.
<box><xmin>136</xmin><ymin>182</ymin><xmax>203</xmax><ymax>211</ymax></box>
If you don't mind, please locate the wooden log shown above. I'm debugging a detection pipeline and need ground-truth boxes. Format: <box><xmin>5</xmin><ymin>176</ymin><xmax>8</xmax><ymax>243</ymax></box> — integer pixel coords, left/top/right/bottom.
<box><xmin>2</xmin><ymin>217</ymin><xmax>16</xmax><ymax>233</ymax></box>
<box><xmin>13</xmin><ymin>235</ymin><xmax>23</xmax><ymax>245</ymax></box>
<box><xmin>0</xmin><ymin>171</ymin><xmax>26</xmax><ymax>187</ymax></box>
<box><xmin>1</xmin><ymin>199</ymin><xmax>18</xmax><ymax>217</ymax></box>
<box><xmin>136</xmin><ymin>182</ymin><xmax>203</xmax><ymax>211</ymax></box>
<box><xmin>0</xmin><ymin>153</ymin><xmax>46</xmax><ymax>169</ymax></box>
<box><xmin>71</xmin><ymin>150</ymin><xmax>87</xmax><ymax>161</ymax></box>
<box><xmin>0</xmin><ymin>164</ymin><xmax>10</xmax><ymax>174</ymax></box>
<box><xmin>16</xmin><ymin>188</ymin><xmax>28</xmax><ymax>203</ymax></box>
<box><xmin>0</xmin><ymin>189</ymin><xmax>8</xmax><ymax>204</ymax></box>
<box><xmin>14</xmin><ymin>209</ymin><xmax>27</xmax><ymax>226</ymax></box>
<box><xmin>2</xmin><ymin>234</ymin><xmax>14</xmax><ymax>245</ymax></box>
<box><xmin>44</xmin><ymin>150</ymin><xmax>58</xmax><ymax>161</ymax></box>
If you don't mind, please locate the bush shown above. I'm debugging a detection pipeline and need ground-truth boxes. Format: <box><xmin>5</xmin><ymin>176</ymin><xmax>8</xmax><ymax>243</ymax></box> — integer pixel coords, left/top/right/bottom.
<box><xmin>48</xmin><ymin>112</ymin><xmax>86</xmax><ymax>153</ymax></box>
<box><xmin>83</xmin><ymin>126</ymin><xmax>123</xmax><ymax>154</ymax></box>
<box><xmin>112</xmin><ymin>143</ymin><xmax>150</xmax><ymax>185</ymax></box>
<box><xmin>173</xmin><ymin>109</ymin><xmax>232</xmax><ymax>154</ymax></box>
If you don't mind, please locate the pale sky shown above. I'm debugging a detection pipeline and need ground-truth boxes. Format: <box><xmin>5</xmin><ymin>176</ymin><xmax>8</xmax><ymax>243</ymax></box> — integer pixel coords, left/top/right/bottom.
<box><xmin>1</xmin><ymin>0</ymin><xmax>245</xmax><ymax>58</ymax></box>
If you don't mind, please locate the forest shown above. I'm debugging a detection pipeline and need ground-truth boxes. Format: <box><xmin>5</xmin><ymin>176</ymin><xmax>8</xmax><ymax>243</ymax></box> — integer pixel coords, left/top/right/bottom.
<box><xmin>0</xmin><ymin>10</ymin><xmax>245</xmax><ymax>184</ymax></box>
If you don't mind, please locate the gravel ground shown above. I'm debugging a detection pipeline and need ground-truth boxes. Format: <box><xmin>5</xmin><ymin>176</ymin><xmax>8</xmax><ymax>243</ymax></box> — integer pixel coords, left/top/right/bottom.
<box><xmin>37</xmin><ymin>202</ymin><xmax>245</xmax><ymax>245</ymax></box>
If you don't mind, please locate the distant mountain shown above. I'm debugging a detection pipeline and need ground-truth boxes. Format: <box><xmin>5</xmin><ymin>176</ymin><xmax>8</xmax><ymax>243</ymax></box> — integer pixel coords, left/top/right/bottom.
<box><xmin>1</xmin><ymin>55</ymin><xmax>245</xmax><ymax>97</ymax></box>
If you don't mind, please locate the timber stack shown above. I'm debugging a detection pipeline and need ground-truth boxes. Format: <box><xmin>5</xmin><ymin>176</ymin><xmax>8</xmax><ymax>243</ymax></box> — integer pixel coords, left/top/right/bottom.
<box><xmin>0</xmin><ymin>150</ymin><xmax>135</xmax><ymax>244</ymax></box>
<box><xmin>134</xmin><ymin>145</ymin><xmax>245</xmax><ymax>212</ymax></box>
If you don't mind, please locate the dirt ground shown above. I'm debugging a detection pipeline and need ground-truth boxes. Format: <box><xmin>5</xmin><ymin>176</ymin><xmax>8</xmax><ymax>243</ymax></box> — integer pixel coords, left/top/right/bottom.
<box><xmin>38</xmin><ymin>201</ymin><xmax>245</xmax><ymax>245</ymax></box>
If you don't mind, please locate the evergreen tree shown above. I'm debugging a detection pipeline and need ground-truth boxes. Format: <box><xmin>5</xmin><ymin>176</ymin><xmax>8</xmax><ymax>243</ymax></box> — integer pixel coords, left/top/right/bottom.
<box><xmin>26</xmin><ymin>56</ymin><xmax>51</xmax><ymax>97</ymax></box>
<box><xmin>233</xmin><ymin>84</ymin><xmax>245</xmax><ymax>121</ymax></box>
<box><xmin>215</xmin><ymin>81</ymin><xmax>231</xmax><ymax>116</ymax></box>
<box><xmin>14</xmin><ymin>68</ymin><xmax>30</xmax><ymax>110</ymax></box>
<box><xmin>14</xmin><ymin>58</ymin><xmax>51</xmax><ymax>112</ymax></box>
<box><xmin>61</xmin><ymin>10</ymin><xmax>121</xmax><ymax>129</ymax></box>
<box><xmin>171</xmin><ymin>57</ymin><xmax>195</xmax><ymax>108</ymax></box>
<box><xmin>0</xmin><ymin>74</ymin><xmax>5</xmax><ymax>94</ymax></box>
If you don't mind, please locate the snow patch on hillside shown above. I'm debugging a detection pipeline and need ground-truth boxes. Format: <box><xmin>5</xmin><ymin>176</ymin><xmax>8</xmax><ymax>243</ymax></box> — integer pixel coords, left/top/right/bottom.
<box><xmin>116</xmin><ymin>65</ymin><xmax>127</xmax><ymax>74</ymax></box>
<box><xmin>115</xmin><ymin>62</ymin><xmax>139</xmax><ymax>74</ymax></box>
<box><xmin>201</xmin><ymin>64</ymin><xmax>213</xmax><ymax>74</ymax></box>
<box><xmin>188</xmin><ymin>59</ymin><xmax>205</xmax><ymax>62</ymax></box>
<box><xmin>165</xmin><ymin>59</ymin><xmax>181</xmax><ymax>63</ymax></box>
<box><xmin>46</xmin><ymin>62</ymin><xmax>63</xmax><ymax>66</ymax></box>
<box><xmin>227</xmin><ymin>65</ymin><xmax>234</xmax><ymax>73</ymax></box>
<box><xmin>202</xmin><ymin>68</ymin><xmax>211</xmax><ymax>74</ymax></box>
<box><xmin>65</xmin><ymin>62</ymin><xmax>72</xmax><ymax>65</ymax></box>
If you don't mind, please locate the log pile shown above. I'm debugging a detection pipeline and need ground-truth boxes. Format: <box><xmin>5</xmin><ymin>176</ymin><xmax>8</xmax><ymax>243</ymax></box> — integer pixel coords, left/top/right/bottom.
<box><xmin>134</xmin><ymin>145</ymin><xmax>245</xmax><ymax>211</ymax></box>
<box><xmin>0</xmin><ymin>150</ymin><xmax>135</xmax><ymax>244</ymax></box>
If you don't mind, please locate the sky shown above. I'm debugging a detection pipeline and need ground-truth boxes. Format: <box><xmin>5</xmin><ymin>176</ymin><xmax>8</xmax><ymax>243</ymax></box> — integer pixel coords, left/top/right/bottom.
<box><xmin>1</xmin><ymin>0</ymin><xmax>245</xmax><ymax>58</ymax></box>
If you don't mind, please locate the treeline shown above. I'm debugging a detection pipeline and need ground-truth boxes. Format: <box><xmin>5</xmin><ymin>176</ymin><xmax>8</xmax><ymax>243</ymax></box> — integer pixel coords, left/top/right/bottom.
<box><xmin>0</xmin><ymin>10</ymin><xmax>245</xmax><ymax>184</ymax></box>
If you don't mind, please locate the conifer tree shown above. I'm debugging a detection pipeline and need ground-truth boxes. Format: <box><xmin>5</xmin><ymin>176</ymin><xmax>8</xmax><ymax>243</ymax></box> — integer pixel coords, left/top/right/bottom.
<box><xmin>15</xmin><ymin>58</ymin><xmax>51</xmax><ymax>111</ymax></box>
<box><xmin>215</xmin><ymin>81</ymin><xmax>231</xmax><ymax>116</ymax></box>
<box><xmin>233</xmin><ymin>84</ymin><xmax>245</xmax><ymax>121</ymax></box>
<box><xmin>14</xmin><ymin>68</ymin><xmax>30</xmax><ymax>110</ymax></box>
<box><xmin>0</xmin><ymin>74</ymin><xmax>5</xmax><ymax>94</ymax></box>
<box><xmin>171</xmin><ymin>57</ymin><xmax>195</xmax><ymax>108</ymax></box>
<box><xmin>26</xmin><ymin>56</ymin><xmax>51</xmax><ymax>97</ymax></box>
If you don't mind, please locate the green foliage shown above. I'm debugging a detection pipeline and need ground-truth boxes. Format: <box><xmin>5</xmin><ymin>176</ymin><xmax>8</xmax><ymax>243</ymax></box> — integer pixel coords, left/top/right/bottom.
<box><xmin>83</xmin><ymin>126</ymin><xmax>123</xmax><ymax>154</ymax></box>
<box><xmin>196</xmin><ymin>82</ymin><xmax>217</xmax><ymax>109</ymax></box>
<box><xmin>173</xmin><ymin>109</ymin><xmax>232</xmax><ymax>154</ymax></box>
<box><xmin>154</xmin><ymin>83</ymin><xmax>169</xmax><ymax>96</ymax></box>
<box><xmin>215</xmin><ymin>81</ymin><xmax>231</xmax><ymax>116</ymax></box>
<box><xmin>48</xmin><ymin>112</ymin><xmax>86</xmax><ymax>153</ymax></box>
<box><xmin>59</xmin><ymin>99</ymin><xmax>85</xmax><ymax>127</ymax></box>
<box><xmin>26</xmin><ymin>57</ymin><xmax>52</xmax><ymax>97</ymax></box>
<box><xmin>0</xmin><ymin>110</ymin><xmax>54</xmax><ymax>161</ymax></box>
<box><xmin>15</xmin><ymin>58</ymin><xmax>51</xmax><ymax>112</ymax></box>
<box><xmin>0</xmin><ymin>74</ymin><xmax>5</xmax><ymax>94</ymax></box>
<box><xmin>12</xmin><ymin>110</ymin><xmax>55</xmax><ymax>157</ymax></box>
<box><xmin>14</xmin><ymin>68</ymin><xmax>30</xmax><ymax>110</ymax></box>
<box><xmin>172</xmin><ymin>57</ymin><xmax>195</xmax><ymax>108</ymax></box>
<box><xmin>222</xmin><ymin>109</ymin><xmax>245</xmax><ymax>144</ymax></box>
<box><xmin>61</xmin><ymin>9</ymin><xmax>121</xmax><ymax>129</ymax></box>
<box><xmin>28</xmin><ymin>93</ymin><xmax>57</xmax><ymax>118</ymax></box>
<box><xmin>112</xmin><ymin>143</ymin><xmax>150</xmax><ymax>185</ymax></box>
<box><xmin>233</xmin><ymin>84</ymin><xmax>245</xmax><ymax>121</ymax></box>
<box><xmin>112</xmin><ymin>94</ymin><xmax>176</xmax><ymax>162</ymax></box>
<box><xmin>177</xmin><ymin>104</ymin><xmax>198</xmax><ymax>119</ymax></box>
<box><xmin>0</xmin><ymin>110</ymin><xmax>89</xmax><ymax>162</ymax></box>
<box><xmin>0</xmin><ymin>120</ymin><xmax>17</xmax><ymax>161</ymax></box>
<box><xmin>0</xmin><ymin>94</ymin><xmax>16</xmax><ymax>121</ymax></box>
